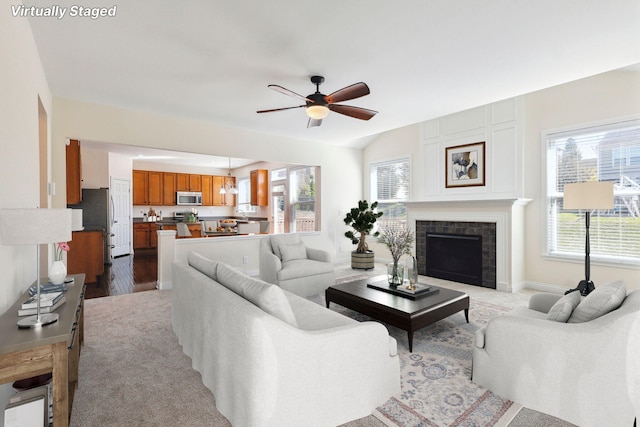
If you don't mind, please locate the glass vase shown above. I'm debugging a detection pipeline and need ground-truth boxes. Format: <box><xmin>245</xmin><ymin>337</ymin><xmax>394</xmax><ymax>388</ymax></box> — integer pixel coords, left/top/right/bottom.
<box><xmin>387</xmin><ymin>262</ymin><xmax>404</xmax><ymax>288</ymax></box>
<box><xmin>405</xmin><ymin>255</ymin><xmax>418</xmax><ymax>290</ymax></box>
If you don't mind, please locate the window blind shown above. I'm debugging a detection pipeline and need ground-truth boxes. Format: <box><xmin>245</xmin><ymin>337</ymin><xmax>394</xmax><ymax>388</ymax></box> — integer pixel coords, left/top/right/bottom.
<box><xmin>370</xmin><ymin>158</ymin><xmax>410</xmax><ymax>227</ymax></box>
<box><xmin>546</xmin><ymin>119</ymin><xmax>640</xmax><ymax>264</ymax></box>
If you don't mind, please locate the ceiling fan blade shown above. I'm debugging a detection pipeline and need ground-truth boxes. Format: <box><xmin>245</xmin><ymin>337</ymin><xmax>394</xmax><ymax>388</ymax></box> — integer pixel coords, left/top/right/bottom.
<box><xmin>268</xmin><ymin>85</ymin><xmax>312</xmax><ymax>102</ymax></box>
<box><xmin>257</xmin><ymin>105</ymin><xmax>306</xmax><ymax>114</ymax></box>
<box><xmin>326</xmin><ymin>82</ymin><xmax>370</xmax><ymax>104</ymax></box>
<box><xmin>307</xmin><ymin>118</ymin><xmax>322</xmax><ymax>128</ymax></box>
<box><xmin>329</xmin><ymin>104</ymin><xmax>378</xmax><ymax>121</ymax></box>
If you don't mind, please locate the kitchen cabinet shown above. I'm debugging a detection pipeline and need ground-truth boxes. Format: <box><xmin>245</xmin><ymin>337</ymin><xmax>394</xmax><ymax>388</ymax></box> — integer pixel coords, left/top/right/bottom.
<box><xmin>133</xmin><ymin>170</ymin><xmax>163</xmax><ymax>205</ymax></box>
<box><xmin>224</xmin><ymin>176</ymin><xmax>237</xmax><ymax>206</ymax></box>
<box><xmin>67</xmin><ymin>230</ymin><xmax>104</xmax><ymax>283</ymax></box>
<box><xmin>251</xmin><ymin>169</ymin><xmax>268</xmax><ymax>206</ymax></box>
<box><xmin>162</xmin><ymin>173</ymin><xmax>177</xmax><ymax>205</ymax></box>
<box><xmin>201</xmin><ymin>175</ymin><xmax>213</xmax><ymax>206</ymax></box>
<box><xmin>176</xmin><ymin>173</ymin><xmax>202</xmax><ymax>191</ymax></box>
<box><xmin>133</xmin><ymin>222</ymin><xmax>158</xmax><ymax>249</ymax></box>
<box><xmin>66</xmin><ymin>139</ymin><xmax>82</xmax><ymax>205</ymax></box>
<box><xmin>212</xmin><ymin>176</ymin><xmax>226</xmax><ymax>206</ymax></box>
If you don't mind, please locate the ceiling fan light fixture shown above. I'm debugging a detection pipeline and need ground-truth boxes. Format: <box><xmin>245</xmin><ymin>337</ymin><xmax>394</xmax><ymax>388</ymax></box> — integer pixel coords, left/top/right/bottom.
<box><xmin>306</xmin><ymin>105</ymin><xmax>330</xmax><ymax>120</ymax></box>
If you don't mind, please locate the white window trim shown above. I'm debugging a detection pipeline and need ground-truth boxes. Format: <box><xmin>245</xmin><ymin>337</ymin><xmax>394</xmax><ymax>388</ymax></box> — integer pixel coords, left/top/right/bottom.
<box><xmin>369</xmin><ymin>155</ymin><xmax>412</xmax><ymax>204</ymax></box>
<box><xmin>540</xmin><ymin>115</ymin><xmax>640</xmax><ymax>269</ymax></box>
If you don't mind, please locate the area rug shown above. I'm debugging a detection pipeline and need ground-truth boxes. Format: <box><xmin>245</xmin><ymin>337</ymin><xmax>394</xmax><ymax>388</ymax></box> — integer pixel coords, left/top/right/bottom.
<box><xmin>330</xmin><ymin>298</ymin><xmax>522</xmax><ymax>427</ymax></box>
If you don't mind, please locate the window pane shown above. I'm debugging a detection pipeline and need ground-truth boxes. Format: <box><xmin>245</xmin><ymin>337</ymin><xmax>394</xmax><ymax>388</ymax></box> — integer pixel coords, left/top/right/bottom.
<box><xmin>546</xmin><ymin>120</ymin><xmax>640</xmax><ymax>264</ymax></box>
<box><xmin>290</xmin><ymin>167</ymin><xmax>317</xmax><ymax>232</ymax></box>
<box><xmin>371</xmin><ymin>159</ymin><xmax>410</xmax><ymax>229</ymax></box>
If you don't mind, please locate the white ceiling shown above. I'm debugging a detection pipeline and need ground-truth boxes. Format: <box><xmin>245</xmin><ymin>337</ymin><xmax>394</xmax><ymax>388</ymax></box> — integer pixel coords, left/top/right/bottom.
<box><xmin>28</xmin><ymin>0</ymin><xmax>640</xmax><ymax>154</ymax></box>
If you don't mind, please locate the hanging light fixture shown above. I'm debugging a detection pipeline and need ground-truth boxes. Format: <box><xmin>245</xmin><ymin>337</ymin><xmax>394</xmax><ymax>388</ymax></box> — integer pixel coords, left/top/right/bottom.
<box><xmin>219</xmin><ymin>157</ymin><xmax>238</xmax><ymax>195</ymax></box>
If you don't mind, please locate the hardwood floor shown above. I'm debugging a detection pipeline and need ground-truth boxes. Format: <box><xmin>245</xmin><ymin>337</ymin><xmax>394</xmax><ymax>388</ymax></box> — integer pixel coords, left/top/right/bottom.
<box><xmin>84</xmin><ymin>253</ymin><xmax>157</xmax><ymax>299</ymax></box>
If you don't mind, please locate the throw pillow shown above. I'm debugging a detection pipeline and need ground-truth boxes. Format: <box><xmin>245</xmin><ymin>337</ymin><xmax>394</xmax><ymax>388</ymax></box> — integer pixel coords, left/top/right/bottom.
<box><xmin>187</xmin><ymin>251</ymin><xmax>218</xmax><ymax>281</ymax></box>
<box><xmin>279</xmin><ymin>242</ymin><xmax>307</xmax><ymax>262</ymax></box>
<box><xmin>270</xmin><ymin>234</ymin><xmax>301</xmax><ymax>260</ymax></box>
<box><xmin>568</xmin><ymin>280</ymin><xmax>627</xmax><ymax>323</ymax></box>
<box><xmin>241</xmin><ymin>278</ymin><xmax>298</xmax><ymax>327</ymax></box>
<box><xmin>215</xmin><ymin>262</ymin><xmax>250</xmax><ymax>296</ymax></box>
<box><xmin>546</xmin><ymin>291</ymin><xmax>582</xmax><ymax>322</ymax></box>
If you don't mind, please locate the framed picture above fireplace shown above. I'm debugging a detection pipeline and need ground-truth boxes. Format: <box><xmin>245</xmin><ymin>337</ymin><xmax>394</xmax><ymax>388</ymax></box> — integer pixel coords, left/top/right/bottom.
<box><xmin>445</xmin><ymin>141</ymin><xmax>486</xmax><ymax>188</ymax></box>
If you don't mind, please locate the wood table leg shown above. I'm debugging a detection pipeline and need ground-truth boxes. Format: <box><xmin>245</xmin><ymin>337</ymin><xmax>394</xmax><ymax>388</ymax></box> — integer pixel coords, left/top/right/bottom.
<box><xmin>52</xmin><ymin>341</ymin><xmax>69</xmax><ymax>426</ymax></box>
<box><xmin>464</xmin><ymin>308</ymin><xmax>469</xmax><ymax>323</ymax></box>
<box><xmin>408</xmin><ymin>331</ymin><xmax>414</xmax><ymax>353</ymax></box>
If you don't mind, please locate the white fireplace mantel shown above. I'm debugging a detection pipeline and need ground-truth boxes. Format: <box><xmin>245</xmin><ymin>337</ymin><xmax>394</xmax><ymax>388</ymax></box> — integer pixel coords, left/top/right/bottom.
<box><xmin>405</xmin><ymin>198</ymin><xmax>532</xmax><ymax>292</ymax></box>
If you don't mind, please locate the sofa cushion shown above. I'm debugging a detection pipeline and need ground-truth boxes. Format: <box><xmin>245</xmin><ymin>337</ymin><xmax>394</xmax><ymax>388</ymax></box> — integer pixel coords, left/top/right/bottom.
<box><xmin>279</xmin><ymin>242</ymin><xmax>307</xmax><ymax>262</ymax></box>
<box><xmin>214</xmin><ymin>262</ymin><xmax>246</xmax><ymax>295</ymax></box>
<box><xmin>568</xmin><ymin>280</ymin><xmax>626</xmax><ymax>323</ymax></box>
<box><xmin>270</xmin><ymin>234</ymin><xmax>301</xmax><ymax>260</ymax></box>
<box><xmin>187</xmin><ymin>251</ymin><xmax>218</xmax><ymax>281</ymax></box>
<box><xmin>217</xmin><ymin>262</ymin><xmax>298</xmax><ymax>327</ymax></box>
<box><xmin>277</xmin><ymin>258</ymin><xmax>335</xmax><ymax>281</ymax></box>
<box><xmin>546</xmin><ymin>291</ymin><xmax>582</xmax><ymax>322</ymax></box>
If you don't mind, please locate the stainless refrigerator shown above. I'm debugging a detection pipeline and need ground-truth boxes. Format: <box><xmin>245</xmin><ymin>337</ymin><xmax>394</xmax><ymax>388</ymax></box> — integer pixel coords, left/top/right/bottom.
<box><xmin>69</xmin><ymin>188</ymin><xmax>113</xmax><ymax>265</ymax></box>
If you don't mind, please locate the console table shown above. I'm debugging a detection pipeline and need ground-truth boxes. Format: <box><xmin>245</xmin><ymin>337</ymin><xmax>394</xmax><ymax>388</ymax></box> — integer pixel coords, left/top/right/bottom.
<box><xmin>0</xmin><ymin>274</ymin><xmax>86</xmax><ymax>426</ymax></box>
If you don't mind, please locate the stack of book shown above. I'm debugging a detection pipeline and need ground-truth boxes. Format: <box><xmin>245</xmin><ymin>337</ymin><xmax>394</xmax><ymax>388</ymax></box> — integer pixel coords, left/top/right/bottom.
<box><xmin>18</xmin><ymin>291</ymin><xmax>66</xmax><ymax>317</ymax></box>
<box><xmin>27</xmin><ymin>277</ymin><xmax>73</xmax><ymax>296</ymax></box>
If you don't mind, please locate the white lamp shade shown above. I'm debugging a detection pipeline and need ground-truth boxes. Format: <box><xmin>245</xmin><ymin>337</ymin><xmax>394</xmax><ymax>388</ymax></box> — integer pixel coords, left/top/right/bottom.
<box><xmin>0</xmin><ymin>208</ymin><xmax>72</xmax><ymax>245</ymax></box>
<box><xmin>563</xmin><ymin>182</ymin><xmax>615</xmax><ymax>210</ymax></box>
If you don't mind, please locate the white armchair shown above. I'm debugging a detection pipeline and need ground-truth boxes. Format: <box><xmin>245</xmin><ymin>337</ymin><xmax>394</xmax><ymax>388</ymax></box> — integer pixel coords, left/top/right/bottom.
<box><xmin>472</xmin><ymin>287</ymin><xmax>640</xmax><ymax>427</ymax></box>
<box><xmin>259</xmin><ymin>234</ymin><xmax>335</xmax><ymax>298</ymax></box>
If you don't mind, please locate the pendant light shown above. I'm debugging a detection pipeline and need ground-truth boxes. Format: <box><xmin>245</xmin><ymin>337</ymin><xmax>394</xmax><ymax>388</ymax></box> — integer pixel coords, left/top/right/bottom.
<box><xmin>219</xmin><ymin>157</ymin><xmax>238</xmax><ymax>195</ymax></box>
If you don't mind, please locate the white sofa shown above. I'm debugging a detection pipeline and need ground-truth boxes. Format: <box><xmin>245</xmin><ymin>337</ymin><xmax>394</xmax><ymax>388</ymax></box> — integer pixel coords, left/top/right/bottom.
<box><xmin>472</xmin><ymin>282</ymin><xmax>640</xmax><ymax>427</ymax></box>
<box><xmin>259</xmin><ymin>234</ymin><xmax>335</xmax><ymax>297</ymax></box>
<box><xmin>172</xmin><ymin>252</ymin><xmax>400</xmax><ymax>427</ymax></box>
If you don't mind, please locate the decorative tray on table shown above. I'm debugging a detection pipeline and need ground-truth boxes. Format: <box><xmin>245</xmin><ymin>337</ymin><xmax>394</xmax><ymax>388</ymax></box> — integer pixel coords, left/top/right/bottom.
<box><xmin>367</xmin><ymin>281</ymin><xmax>439</xmax><ymax>300</ymax></box>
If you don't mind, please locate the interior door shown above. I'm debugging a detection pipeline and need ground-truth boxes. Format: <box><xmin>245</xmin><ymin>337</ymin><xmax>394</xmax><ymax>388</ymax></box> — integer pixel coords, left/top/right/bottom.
<box><xmin>111</xmin><ymin>177</ymin><xmax>131</xmax><ymax>257</ymax></box>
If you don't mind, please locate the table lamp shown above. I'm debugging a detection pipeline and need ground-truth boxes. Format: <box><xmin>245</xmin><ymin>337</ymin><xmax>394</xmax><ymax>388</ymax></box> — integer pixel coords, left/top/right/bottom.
<box><xmin>0</xmin><ymin>208</ymin><xmax>72</xmax><ymax>328</ymax></box>
<box><xmin>563</xmin><ymin>182</ymin><xmax>614</xmax><ymax>296</ymax></box>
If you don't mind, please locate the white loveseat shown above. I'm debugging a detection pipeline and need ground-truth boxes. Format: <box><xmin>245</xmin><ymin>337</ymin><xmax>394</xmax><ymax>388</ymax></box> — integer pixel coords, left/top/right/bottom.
<box><xmin>472</xmin><ymin>282</ymin><xmax>640</xmax><ymax>427</ymax></box>
<box><xmin>172</xmin><ymin>252</ymin><xmax>400</xmax><ymax>427</ymax></box>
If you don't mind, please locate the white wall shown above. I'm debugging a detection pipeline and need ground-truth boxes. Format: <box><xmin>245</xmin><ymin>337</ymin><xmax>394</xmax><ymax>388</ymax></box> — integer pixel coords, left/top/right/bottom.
<box><xmin>363</xmin><ymin>69</ymin><xmax>640</xmax><ymax>291</ymax></box>
<box><xmin>50</xmin><ymin>98</ymin><xmax>363</xmax><ymax>260</ymax></box>
<box><xmin>523</xmin><ymin>70</ymin><xmax>640</xmax><ymax>291</ymax></box>
<box><xmin>0</xmin><ymin>1</ymin><xmax>53</xmax><ymax>313</ymax></box>
<box><xmin>0</xmin><ymin>0</ymin><xmax>53</xmax><ymax>415</ymax></box>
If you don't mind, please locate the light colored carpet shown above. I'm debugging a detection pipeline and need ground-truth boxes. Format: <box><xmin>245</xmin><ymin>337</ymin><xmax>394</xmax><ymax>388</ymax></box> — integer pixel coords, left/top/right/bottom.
<box><xmin>70</xmin><ymin>264</ymin><xmax>575</xmax><ymax>427</ymax></box>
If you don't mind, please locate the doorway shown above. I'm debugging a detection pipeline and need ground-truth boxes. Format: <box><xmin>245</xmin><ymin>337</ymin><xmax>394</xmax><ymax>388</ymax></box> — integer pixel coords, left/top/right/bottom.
<box><xmin>111</xmin><ymin>177</ymin><xmax>131</xmax><ymax>257</ymax></box>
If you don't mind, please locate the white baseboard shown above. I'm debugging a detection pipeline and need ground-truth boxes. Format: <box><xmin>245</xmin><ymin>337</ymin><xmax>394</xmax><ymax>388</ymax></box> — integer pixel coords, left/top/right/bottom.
<box><xmin>522</xmin><ymin>281</ymin><xmax>567</xmax><ymax>294</ymax></box>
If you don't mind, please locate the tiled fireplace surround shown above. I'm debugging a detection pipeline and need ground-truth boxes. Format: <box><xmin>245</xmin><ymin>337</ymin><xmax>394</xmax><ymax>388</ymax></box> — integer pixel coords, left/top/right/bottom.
<box><xmin>406</xmin><ymin>199</ymin><xmax>531</xmax><ymax>293</ymax></box>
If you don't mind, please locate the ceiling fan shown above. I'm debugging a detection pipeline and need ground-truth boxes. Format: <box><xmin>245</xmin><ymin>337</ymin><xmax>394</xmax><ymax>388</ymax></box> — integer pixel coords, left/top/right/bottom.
<box><xmin>257</xmin><ymin>75</ymin><xmax>378</xmax><ymax>128</ymax></box>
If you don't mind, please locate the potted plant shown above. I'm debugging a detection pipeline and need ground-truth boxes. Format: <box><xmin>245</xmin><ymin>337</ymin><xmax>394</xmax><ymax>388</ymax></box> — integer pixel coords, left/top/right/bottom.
<box><xmin>343</xmin><ymin>200</ymin><xmax>383</xmax><ymax>269</ymax></box>
<box><xmin>378</xmin><ymin>225</ymin><xmax>415</xmax><ymax>287</ymax></box>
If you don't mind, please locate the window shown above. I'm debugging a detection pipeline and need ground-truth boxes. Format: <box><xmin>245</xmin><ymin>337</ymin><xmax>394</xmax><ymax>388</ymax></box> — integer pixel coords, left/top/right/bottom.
<box><xmin>235</xmin><ymin>178</ymin><xmax>256</xmax><ymax>213</ymax></box>
<box><xmin>271</xmin><ymin>166</ymin><xmax>320</xmax><ymax>233</ymax></box>
<box><xmin>545</xmin><ymin>119</ymin><xmax>640</xmax><ymax>265</ymax></box>
<box><xmin>370</xmin><ymin>158</ymin><xmax>410</xmax><ymax>229</ymax></box>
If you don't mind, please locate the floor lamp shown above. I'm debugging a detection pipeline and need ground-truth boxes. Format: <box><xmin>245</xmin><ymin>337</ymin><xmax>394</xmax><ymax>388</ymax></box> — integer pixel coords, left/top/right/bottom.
<box><xmin>563</xmin><ymin>182</ymin><xmax>614</xmax><ymax>296</ymax></box>
<box><xmin>0</xmin><ymin>208</ymin><xmax>72</xmax><ymax>328</ymax></box>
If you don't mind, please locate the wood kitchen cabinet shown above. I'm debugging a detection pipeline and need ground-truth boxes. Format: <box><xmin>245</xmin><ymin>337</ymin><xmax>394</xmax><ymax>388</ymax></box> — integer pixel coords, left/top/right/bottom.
<box><xmin>224</xmin><ymin>176</ymin><xmax>237</xmax><ymax>206</ymax></box>
<box><xmin>133</xmin><ymin>223</ymin><xmax>158</xmax><ymax>250</ymax></box>
<box><xmin>66</xmin><ymin>139</ymin><xmax>82</xmax><ymax>205</ymax></box>
<box><xmin>133</xmin><ymin>170</ymin><xmax>163</xmax><ymax>205</ymax></box>
<box><xmin>162</xmin><ymin>172</ymin><xmax>177</xmax><ymax>205</ymax></box>
<box><xmin>212</xmin><ymin>176</ymin><xmax>225</xmax><ymax>206</ymax></box>
<box><xmin>67</xmin><ymin>230</ymin><xmax>104</xmax><ymax>283</ymax></box>
<box><xmin>176</xmin><ymin>173</ymin><xmax>202</xmax><ymax>191</ymax></box>
<box><xmin>251</xmin><ymin>169</ymin><xmax>268</xmax><ymax>206</ymax></box>
<box><xmin>201</xmin><ymin>175</ymin><xmax>213</xmax><ymax>206</ymax></box>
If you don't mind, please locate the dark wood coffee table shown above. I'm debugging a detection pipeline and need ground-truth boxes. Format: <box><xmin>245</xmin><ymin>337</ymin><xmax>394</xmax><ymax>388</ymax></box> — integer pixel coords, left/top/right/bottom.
<box><xmin>326</xmin><ymin>276</ymin><xmax>469</xmax><ymax>352</ymax></box>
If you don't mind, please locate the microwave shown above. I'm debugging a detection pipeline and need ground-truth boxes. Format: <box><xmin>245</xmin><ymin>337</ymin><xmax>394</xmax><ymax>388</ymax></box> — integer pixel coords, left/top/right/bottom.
<box><xmin>176</xmin><ymin>191</ymin><xmax>202</xmax><ymax>206</ymax></box>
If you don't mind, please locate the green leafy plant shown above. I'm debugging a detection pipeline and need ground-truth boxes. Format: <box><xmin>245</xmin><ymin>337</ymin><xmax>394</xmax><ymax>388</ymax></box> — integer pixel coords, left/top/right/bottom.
<box><xmin>344</xmin><ymin>200</ymin><xmax>383</xmax><ymax>253</ymax></box>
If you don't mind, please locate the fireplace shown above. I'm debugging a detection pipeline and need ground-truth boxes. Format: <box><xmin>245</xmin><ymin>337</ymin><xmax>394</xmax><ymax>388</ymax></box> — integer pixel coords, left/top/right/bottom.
<box><xmin>417</xmin><ymin>220</ymin><xmax>496</xmax><ymax>289</ymax></box>
<box><xmin>425</xmin><ymin>233</ymin><xmax>482</xmax><ymax>286</ymax></box>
